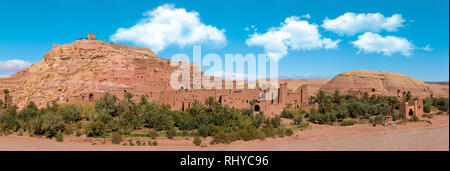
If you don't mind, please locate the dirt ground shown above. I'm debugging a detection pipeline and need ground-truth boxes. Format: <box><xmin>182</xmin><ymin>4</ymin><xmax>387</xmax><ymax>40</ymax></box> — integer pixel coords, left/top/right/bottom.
<box><xmin>0</xmin><ymin>114</ymin><xmax>448</xmax><ymax>151</ymax></box>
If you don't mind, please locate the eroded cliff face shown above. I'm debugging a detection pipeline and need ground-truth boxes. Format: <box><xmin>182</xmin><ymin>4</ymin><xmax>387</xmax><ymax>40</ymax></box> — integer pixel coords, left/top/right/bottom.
<box><xmin>0</xmin><ymin>39</ymin><xmax>177</xmax><ymax>108</ymax></box>
<box><xmin>321</xmin><ymin>70</ymin><xmax>449</xmax><ymax>98</ymax></box>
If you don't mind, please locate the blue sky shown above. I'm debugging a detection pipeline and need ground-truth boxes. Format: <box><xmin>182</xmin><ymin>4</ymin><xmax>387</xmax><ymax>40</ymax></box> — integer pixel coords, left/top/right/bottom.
<box><xmin>0</xmin><ymin>0</ymin><xmax>448</xmax><ymax>81</ymax></box>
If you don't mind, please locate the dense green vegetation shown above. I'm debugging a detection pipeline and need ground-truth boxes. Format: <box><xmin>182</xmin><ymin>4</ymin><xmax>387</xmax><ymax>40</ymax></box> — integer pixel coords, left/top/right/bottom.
<box><xmin>304</xmin><ymin>90</ymin><xmax>448</xmax><ymax>124</ymax></box>
<box><xmin>423</xmin><ymin>97</ymin><xmax>449</xmax><ymax>113</ymax></box>
<box><xmin>0</xmin><ymin>95</ymin><xmax>292</xmax><ymax>144</ymax></box>
<box><xmin>303</xmin><ymin>90</ymin><xmax>399</xmax><ymax>124</ymax></box>
<box><xmin>1</xmin><ymin>88</ymin><xmax>448</xmax><ymax>145</ymax></box>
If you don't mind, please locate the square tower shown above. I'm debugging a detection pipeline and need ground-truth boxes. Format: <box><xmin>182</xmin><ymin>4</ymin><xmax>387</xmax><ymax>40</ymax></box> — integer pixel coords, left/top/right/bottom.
<box><xmin>87</xmin><ymin>33</ymin><xmax>96</xmax><ymax>40</ymax></box>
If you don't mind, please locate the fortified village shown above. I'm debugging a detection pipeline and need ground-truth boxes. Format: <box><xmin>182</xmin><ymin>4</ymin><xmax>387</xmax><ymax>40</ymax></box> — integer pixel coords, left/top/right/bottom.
<box><xmin>1</xmin><ymin>34</ymin><xmax>448</xmax><ymax>118</ymax></box>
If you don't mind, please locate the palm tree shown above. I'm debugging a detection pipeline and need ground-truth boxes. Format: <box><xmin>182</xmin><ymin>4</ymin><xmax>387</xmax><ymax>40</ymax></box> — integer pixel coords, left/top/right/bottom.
<box><xmin>125</xmin><ymin>92</ymin><xmax>133</xmax><ymax>102</ymax></box>
<box><xmin>249</xmin><ymin>99</ymin><xmax>258</xmax><ymax>111</ymax></box>
<box><xmin>405</xmin><ymin>91</ymin><xmax>412</xmax><ymax>102</ymax></box>
<box><xmin>3</xmin><ymin>89</ymin><xmax>9</xmax><ymax>107</ymax></box>
<box><xmin>205</xmin><ymin>96</ymin><xmax>219</xmax><ymax>112</ymax></box>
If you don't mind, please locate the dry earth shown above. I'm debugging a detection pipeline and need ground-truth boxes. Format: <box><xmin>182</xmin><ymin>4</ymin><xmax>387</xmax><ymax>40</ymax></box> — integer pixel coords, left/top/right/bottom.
<box><xmin>0</xmin><ymin>114</ymin><xmax>448</xmax><ymax>151</ymax></box>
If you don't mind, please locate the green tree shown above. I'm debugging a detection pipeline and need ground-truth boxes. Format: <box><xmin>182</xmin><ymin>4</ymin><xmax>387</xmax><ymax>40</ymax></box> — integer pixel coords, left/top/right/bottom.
<box><xmin>186</xmin><ymin>101</ymin><xmax>206</xmax><ymax>116</ymax></box>
<box><xmin>95</xmin><ymin>95</ymin><xmax>119</xmax><ymax>117</ymax></box>
<box><xmin>405</xmin><ymin>91</ymin><xmax>412</xmax><ymax>102</ymax></box>
<box><xmin>18</xmin><ymin>101</ymin><xmax>39</xmax><ymax>123</ymax></box>
<box><xmin>249</xmin><ymin>99</ymin><xmax>258</xmax><ymax>111</ymax></box>
<box><xmin>58</xmin><ymin>104</ymin><xmax>82</xmax><ymax>124</ymax></box>
<box><xmin>139</xmin><ymin>95</ymin><xmax>148</xmax><ymax>106</ymax></box>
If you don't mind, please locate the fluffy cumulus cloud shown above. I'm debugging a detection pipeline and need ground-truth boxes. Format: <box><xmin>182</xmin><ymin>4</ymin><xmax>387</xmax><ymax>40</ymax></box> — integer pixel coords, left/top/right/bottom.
<box><xmin>0</xmin><ymin>59</ymin><xmax>32</xmax><ymax>76</ymax></box>
<box><xmin>352</xmin><ymin>32</ymin><xmax>414</xmax><ymax>56</ymax></box>
<box><xmin>246</xmin><ymin>16</ymin><xmax>340</xmax><ymax>60</ymax></box>
<box><xmin>0</xmin><ymin>59</ymin><xmax>32</xmax><ymax>71</ymax></box>
<box><xmin>322</xmin><ymin>12</ymin><xmax>405</xmax><ymax>36</ymax></box>
<box><xmin>110</xmin><ymin>4</ymin><xmax>226</xmax><ymax>53</ymax></box>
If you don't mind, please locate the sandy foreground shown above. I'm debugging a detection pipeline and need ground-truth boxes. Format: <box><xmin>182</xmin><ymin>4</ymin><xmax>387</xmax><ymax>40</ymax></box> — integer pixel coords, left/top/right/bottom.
<box><xmin>0</xmin><ymin>115</ymin><xmax>448</xmax><ymax>151</ymax></box>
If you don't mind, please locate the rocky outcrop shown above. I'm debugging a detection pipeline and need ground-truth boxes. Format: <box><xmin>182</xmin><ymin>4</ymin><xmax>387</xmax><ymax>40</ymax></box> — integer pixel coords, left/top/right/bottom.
<box><xmin>1</xmin><ymin>39</ymin><xmax>177</xmax><ymax>108</ymax></box>
<box><xmin>321</xmin><ymin>70</ymin><xmax>448</xmax><ymax>98</ymax></box>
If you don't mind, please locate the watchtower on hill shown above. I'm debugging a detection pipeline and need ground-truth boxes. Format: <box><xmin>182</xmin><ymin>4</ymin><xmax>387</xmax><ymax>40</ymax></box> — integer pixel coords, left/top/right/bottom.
<box><xmin>87</xmin><ymin>33</ymin><xmax>96</xmax><ymax>40</ymax></box>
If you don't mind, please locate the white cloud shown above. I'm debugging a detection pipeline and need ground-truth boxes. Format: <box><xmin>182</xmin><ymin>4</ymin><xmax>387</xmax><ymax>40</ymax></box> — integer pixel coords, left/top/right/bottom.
<box><xmin>246</xmin><ymin>16</ymin><xmax>340</xmax><ymax>61</ymax></box>
<box><xmin>244</xmin><ymin>25</ymin><xmax>256</xmax><ymax>32</ymax></box>
<box><xmin>421</xmin><ymin>45</ymin><xmax>433</xmax><ymax>52</ymax></box>
<box><xmin>352</xmin><ymin>32</ymin><xmax>413</xmax><ymax>56</ymax></box>
<box><xmin>322</xmin><ymin>12</ymin><xmax>405</xmax><ymax>36</ymax></box>
<box><xmin>301</xmin><ymin>13</ymin><xmax>311</xmax><ymax>19</ymax></box>
<box><xmin>110</xmin><ymin>4</ymin><xmax>226</xmax><ymax>53</ymax></box>
<box><xmin>0</xmin><ymin>59</ymin><xmax>32</xmax><ymax>71</ymax></box>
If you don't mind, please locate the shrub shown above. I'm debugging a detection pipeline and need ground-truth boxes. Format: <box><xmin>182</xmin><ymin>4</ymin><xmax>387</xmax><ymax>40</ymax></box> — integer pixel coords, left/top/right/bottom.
<box><xmin>58</xmin><ymin>104</ymin><xmax>82</xmax><ymax>124</ymax></box>
<box><xmin>193</xmin><ymin>136</ymin><xmax>202</xmax><ymax>146</ymax></box>
<box><xmin>335</xmin><ymin>105</ymin><xmax>349</xmax><ymax>119</ymax></box>
<box><xmin>275</xmin><ymin>128</ymin><xmax>286</xmax><ymax>138</ymax></box>
<box><xmin>374</xmin><ymin>115</ymin><xmax>385</xmax><ymax>122</ymax></box>
<box><xmin>85</xmin><ymin>120</ymin><xmax>106</xmax><ymax>137</ymax></box>
<box><xmin>152</xmin><ymin>140</ymin><xmax>158</xmax><ymax>146</ymax></box>
<box><xmin>55</xmin><ymin>131</ymin><xmax>63</xmax><ymax>142</ymax></box>
<box><xmin>285</xmin><ymin>128</ymin><xmax>294</xmax><ymax>136</ymax></box>
<box><xmin>150</xmin><ymin>113</ymin><xmax>174</xmax><ymax>131</ymax></box>
<box><xmin>409</xmin><ymin>115</ymin><xmax>419</xmax><ymax>122</ymax></box>
<box><xmin>174</xmin><ymin>112</ymin><xmax>197</xmax><ymax>130</ymax></box>
<box><xmin>41</xmin><ymin>113</ymin><xmax>65</xmax><ymax>138</ymax></box>
<box><xmin>392</xmin><ymin>113</ymin><xmax>406</xmax><ymax>121</ymax></box>
<box><xmin>75</xmin><ymin>130</ymin><xmax>82</xmax><ymax>137</ymax></box>
<box><xmin>310</xmin><ymin>112</ymin><xmax>336</xmax><ymax>124</ymax></box>
<box><xmin>166</xmin><ymin>127</ymin><xmax>176</xmax><ymax>139</ymax></box>
<box><xmin>347</xmin><ymin>102</ymin><xmax>368</xmax><ymax>118</ymax></box>
<box><xmin>96</xmin><ymin>112</ymin><xmax>113</xmax><ymax>125</ymax></box>
<box><xmin>95</xmin><ymin>95</ymin><xmax>119</xmax><ymax>117</ymax></box>
<box><xmin>280</xmin><ymin>110</ymin><xmax>294</xmax><ymax>119</ymax></box>
<box><xmin>297</xmin><ymin>122</ymin><xmax>309</xmax><ymax>130</ymax></box>
<box><xmin>252</xmin><ymin>112</ymin><xmax>266</xmax><ymax>128</ymax></box>
<box><xmin>128</xmin><ymin>139</ymin><xmax>134</xmax><ymax>146</ymax></box>
<box><xmin>64</xmin><ymin>124</ymin><xmax>74</xmax><ymax>135</ymax></box>
<box><xmin>148</xmin><ymin>129</ymin><xmax>158</xmax><ymax>139</ymax></box>
<box><xmin>118</xmin><ymin>109</ymin><xmax>141</xmax><ymax>131</ymax></box>
<box><xmin>136</xmin><ymin>140</ymin><xmax>141</xmax><ymax>146</ymax></box>
<box><xmin>198</xmin><ymin>124</ymin><xmax>213</xmax><ymax>137</ymax></box>
<box><xmin>111</xmin><ymin>132</ymin><xmax>122</xmax><ymax>144</ymax></box>
<box><xmin>0</xmin><ymin>106</ymin><xmax>19</xmax><ymax>132</ymax></box>
<box><xmin>212</xmin><ymin>130</ymin><xmax>236</xmax><ymax>144</ymax></box>
<box><xmin>17</xmin><ymin>101</ymin><xmax>38</xmax><ymax>123</ymax></box>
<box><xmin>293</xmin><ymin>114</ymin><xmax>303</xmax><ymax>125</ymax></box>
<box><xmin>340</xmin><ymin>120</ymin><xmax>355</xmax><ymax>126</ymax></box>
<box><xmin>262</xmin><ymin>126</ymin><xmax>276</xmax><ymax>137</ymax></box>
<box><xmin>432</xmin><ymin>98</ymin><xmax>449</xmax><ymax>112</ymax></box>
<box><xmin>237</xmin><ymin>127</ymin><xmax>264</xmax><ymax>141</ymax></box>
<box><xmin>423</xmin><ymin>104</ymin><xmax>432</xmax><ymax>113</ymax></box>
<box><xmin>269</xmin><ymin>115</ymin><xmax>281</xmax><ymax>128</ymax></box>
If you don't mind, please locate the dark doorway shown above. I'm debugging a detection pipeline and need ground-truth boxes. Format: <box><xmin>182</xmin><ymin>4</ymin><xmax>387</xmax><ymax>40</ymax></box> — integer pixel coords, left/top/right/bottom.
<box><xmin>254</xmin><ymin>105</ymin><xmax>260</xmax><ymax>112</ymax></box>
<box><xmin>89</xmin><ymin>93</ymin><xmax>94</xmax><ymax>101</ymax></box>
<box><xmin>409</xmin><ymin>109</ymin><xmax>414</xmax><ymax>116</ymax></box>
